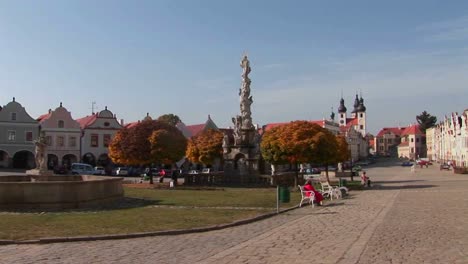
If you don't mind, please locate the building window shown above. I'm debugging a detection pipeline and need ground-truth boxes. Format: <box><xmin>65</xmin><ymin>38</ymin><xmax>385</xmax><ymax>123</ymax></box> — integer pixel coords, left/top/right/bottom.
<box><xmin>411</xmin><ymin>138</ymin><xmax>414</xmax><ymax>142</ymax></box>
<box><xmin>58</xmin><ymin>120</ymin><xmax>65</xmax><ymax>128</ymax></box>
<box><xmin>416</xmin><ymin>138</ymin><xmax>420</xmax><ymax>143</ymax></box>
<box><xmin>8</xmin><ymin>131</ymin><xmax>16</xmax><ymax>141</ymax></box>
<box><xmin>25</xmin><ymin>131</ymin><xmax>33</xmax><ymax>142</ymax></box>
<box><xmin>379</xmin><ymin>138</ymin><xmax>384</xmax><ymax>143</ymax></box>
<box><xmin>341</xmin><ymin>114</ymin><xmax>344</xmax><ymax>118</ymax></box>
<box><xmin>69</xmin><ymin>136</ymin><xmax>76</xmax><ymax>147</ymax></box>
<box><xmin>379</xmin><ymin>146</ymin><xmax>384</xmax><ymax>151</ymax></box>
<box><xmin>416</xmin><ymin>147</ymin><xmax>419</xmax><ymax>153</ymax></box>
<box><xmin>57</xmin><ymin>136</ymin><xmax>65</xmax><ymax>147</ymax></box>
<box><xmin>11</xmin><ymin>113</ymin><xmax>17</xmax><ymax>121</ymax></box>
<box><xmin>45</xmin><ymin>136</ymin><xmax>52</xmax><ymax>146</ymax></box>
<box><xmin>91</xmin><ymin>134</ymin><xmax>99</xmax><ymax>147</ymax></box>
<box><xmin>411</xmin><ymin>147</ymin><xmax>414</xmax><ymax>153</ymax></box>
<box><xmin>360</xmin><ymin>125</ymin><xmax>363</xmax><ymax>129</ymax></box>
<box><xmin>387</xmin><ymin>139</ymin><xmax>392</xmax><ymax>144</ymax></box>
<box><xmin>103</xmin><ymin>134</ymin><xmax>111</xmax><ymax>147</ymax></box>
<box><xmin>360</xmin><ymin>113</ymin><xmax>363</xmax><ymax>118</ymax></box>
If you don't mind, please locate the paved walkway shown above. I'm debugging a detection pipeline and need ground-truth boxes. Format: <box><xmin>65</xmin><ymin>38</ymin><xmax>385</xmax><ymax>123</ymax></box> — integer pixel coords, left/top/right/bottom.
<box><xmin>1</xmin><ymin>161</ymin><xmax>468</xmax><ymax>263</ymax></box>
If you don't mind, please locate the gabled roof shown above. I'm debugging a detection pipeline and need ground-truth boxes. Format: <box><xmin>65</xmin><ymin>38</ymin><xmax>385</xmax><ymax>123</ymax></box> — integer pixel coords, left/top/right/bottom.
<box><xmin>76</xmin><ymin>114</ymin><xmax>98</xmax><ymax>129</ymax></box>
<box><xmin>401</xmin><ymin>124</ymin><xmax>423</xmax><ymax>136</ymax></box>
<box><xmin>186</xmin><ymin>124</ymin><xmax>206</xmax><ymax>137</ymax></box>
<box><xmin>180</xmin><ymin>115</ymin><xmax>219</xmax><ymax>138</ymax></box>
<box><xmin>37</xmin><ymin>112</ymin><xmax>52</xmax><ymax>122</ymax></box>
<box><xmin>124</xmin><ymin>121</ymin><xmax>139</xmax><ymax>129</ymax></box>
<box><xmin>376</xmin><ymin>127</ymin><xmax>406</xmax><ymax>137</ymax></box>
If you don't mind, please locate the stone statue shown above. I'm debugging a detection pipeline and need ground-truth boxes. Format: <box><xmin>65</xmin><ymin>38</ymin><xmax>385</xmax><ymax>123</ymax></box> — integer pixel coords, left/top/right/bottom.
<box><xmin>238</xmin><ymin>55</ymin><xmax>254</xmax><ymax>130</ymax></box>
<box><xmin>34</xmin><ymin>131</ymin><xmax>47</xmax><ymax>171</ymax></box>
<box><xmin>232</xmin><ymin>115</ymin><xmax>243</xmax><ymax>145</ymax></box>
<box><xmin>240</xmin><ymin>55</ymin><xmax>251</xmax><ymax>77</ymax></box>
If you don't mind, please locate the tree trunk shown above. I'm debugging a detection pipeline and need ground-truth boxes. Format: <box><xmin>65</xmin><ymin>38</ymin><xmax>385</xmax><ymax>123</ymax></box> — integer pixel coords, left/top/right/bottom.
<box><xmin>325</xmin><ymin>163</ymin><xmax>330</xmax><ymax>184</ymax></box>
<box><xmin>149</xmin><ymin>175</ymin><xmax>153</xmax><ymax>184</ymax></box>
<box><xmin>294</xmin><ymin>163</ymin><xmax>298</xmax><ymax>188</ymax></box>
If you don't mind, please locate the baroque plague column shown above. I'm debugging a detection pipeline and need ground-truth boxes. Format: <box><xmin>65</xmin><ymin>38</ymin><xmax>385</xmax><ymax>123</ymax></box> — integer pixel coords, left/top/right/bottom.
<box><xmin>223</xmin><ymin>55</ymin><xmax>261</xmax><ymax>184</ymax></box>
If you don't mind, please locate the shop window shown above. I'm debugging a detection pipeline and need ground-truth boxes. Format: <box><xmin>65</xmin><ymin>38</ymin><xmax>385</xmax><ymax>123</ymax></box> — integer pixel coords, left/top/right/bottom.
<box><xmin>91</xmin><ymin>134</ymin><xmax>99</xmax><ymax>147</ymax></box>
<box><xmin>25</xmin><ymin>131</ymin><xmax>33</xmax><ymax>142</ymax></box>
<box><xmin>8</xmin><ymin>131</ymin><xmax>16</xmax><ymax>141</ymax></box>
<box><xmin>103</xmin><ymin>134</ymin><xmax>111</xmax><ymax>147</ymax></box>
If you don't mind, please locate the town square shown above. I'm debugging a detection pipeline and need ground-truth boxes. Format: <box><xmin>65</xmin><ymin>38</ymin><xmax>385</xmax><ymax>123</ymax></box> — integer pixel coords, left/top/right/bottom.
<box><xmin>1</xmin><ymin>1</ymin><xmax>468</xmax><ymax>264</ymax></box>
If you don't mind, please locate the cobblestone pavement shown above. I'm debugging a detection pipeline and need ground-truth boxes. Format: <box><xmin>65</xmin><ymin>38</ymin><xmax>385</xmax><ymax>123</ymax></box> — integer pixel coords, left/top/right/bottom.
<box><xmin>1</xmin><ymin>161</ymin><xmax>468</xmax><ymax>264</ymax></box>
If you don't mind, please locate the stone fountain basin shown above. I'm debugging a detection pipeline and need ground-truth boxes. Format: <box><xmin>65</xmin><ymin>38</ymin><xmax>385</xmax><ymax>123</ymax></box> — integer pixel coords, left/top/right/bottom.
<box><xmin>0</xmin><ymin>175</ymin><xmax>124</xmax><ymax>210</ymax></box>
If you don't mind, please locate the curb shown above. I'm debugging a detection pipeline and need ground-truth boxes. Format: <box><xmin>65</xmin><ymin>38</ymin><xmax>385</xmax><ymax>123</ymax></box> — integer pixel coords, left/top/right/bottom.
<box><xmin>0</xmin><ymin>205</ymin><xmax>300</xmax><ymax>245</ymax></box>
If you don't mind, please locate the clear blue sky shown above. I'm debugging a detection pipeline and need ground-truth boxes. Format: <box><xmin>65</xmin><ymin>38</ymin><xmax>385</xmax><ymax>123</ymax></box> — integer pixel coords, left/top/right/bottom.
<box><xmin>1</xmin><ymin>0</ymin><xmax>468</xmax><ymax>134</ymax></box>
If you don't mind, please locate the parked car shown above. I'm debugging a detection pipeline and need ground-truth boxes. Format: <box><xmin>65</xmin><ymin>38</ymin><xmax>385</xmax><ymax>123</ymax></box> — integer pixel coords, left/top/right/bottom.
<box><xmin>115</xmin><ymin>167</ymin><xmax>129</xmax><ymax>176</ymax></box>
<box><xmin>440</xmin><ymin>163</ymin><xmax>451</xmax><ymax>170</ymax></box>
<box><xmin>401</xmin><ymin>161</ymin><xmax>413</xmax><ymax>167</ymax></box>
<box><xmin>71</xmin><ymin>163</ymin><xmax>95</xmax><ymax>175</ymax></box>
<box><xmin>201</xmin><ymin>168</ymin><xmax>211</xmax><ymax>174</ymax></box>
<box><xmin>188</xmin><ymin>170</ymin><xmax>200</xmax><ymax>174</ymax></box>
<box><xmin>94</xmin><ymin>166</ymin><xmax>105</xmax><ymax>175</ymax></box>
<box><xmin>144</xmin><ymin>168</ymin><xmax>159</xmax><ymax>177</ymax></box>
<box><xmin>53</xmin><ymin>165</ymin><xmax>68</xmax><ymax>175</ymax></box>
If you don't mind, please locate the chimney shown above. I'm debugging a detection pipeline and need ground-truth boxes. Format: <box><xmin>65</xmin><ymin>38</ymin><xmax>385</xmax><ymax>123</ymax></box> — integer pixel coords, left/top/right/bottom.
<box><xmin>120</xmin><ymin>119</ymin><xmax>124</xmax><ymax>126</ymax></box>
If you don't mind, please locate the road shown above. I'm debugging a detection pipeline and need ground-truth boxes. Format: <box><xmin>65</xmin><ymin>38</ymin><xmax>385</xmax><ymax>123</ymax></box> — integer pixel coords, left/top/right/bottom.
<box><xmin>1</xmin><ymin>160</ymin><xmax>468</xmax><ymax>263</ymax></box>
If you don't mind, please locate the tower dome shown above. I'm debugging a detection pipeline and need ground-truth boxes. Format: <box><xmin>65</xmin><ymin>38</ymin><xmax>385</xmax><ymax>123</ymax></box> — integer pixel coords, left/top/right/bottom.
<box><xmin>357</xmin><ymin>97</ymin><xmax>367</xmax><ymax>112</ymax></box>
<box><xmin>338</xmin><ymin>98</ymin><xmax>347</xmax><ymax>113</ymax></box>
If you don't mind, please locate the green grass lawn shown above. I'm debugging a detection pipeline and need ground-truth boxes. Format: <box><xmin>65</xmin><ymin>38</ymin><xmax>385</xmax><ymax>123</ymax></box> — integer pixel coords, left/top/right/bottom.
<box><xmin>0</xmin><ymin>186</ymin><xmax>301</xmax><ymax>241</ymax></box>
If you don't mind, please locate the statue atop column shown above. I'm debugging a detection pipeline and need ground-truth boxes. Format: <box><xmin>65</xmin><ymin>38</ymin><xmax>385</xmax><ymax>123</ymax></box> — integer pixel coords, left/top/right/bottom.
<box><xmin>238</xmin><ymin>55</ymin><xmax>254</xmax><ymax>130</ymax></box>
<box><xmin>224</xmin><ymin>54</ymin><xmax>261</xmax><ymax>183</ymax></box>
<box><xmin>34</xmin><ymin>131</ymin><xmax>47</xmax><ymax>171</ymax></box>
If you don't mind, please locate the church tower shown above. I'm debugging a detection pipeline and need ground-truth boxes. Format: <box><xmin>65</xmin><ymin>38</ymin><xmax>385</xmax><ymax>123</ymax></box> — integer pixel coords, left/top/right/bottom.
<box><xmin>351</xmin><ymin>94</ymin><xmax>360</xmax><ymax>118</ymax></box>
<box><xmin>356</xmin><ymin>95</ymin><xmax>367</xmax><ymax>136</ymax></box>
<box><xmin>338</xmin><ymin>97</ymin><xmax>347</xmax><ymax>127</ymax></box>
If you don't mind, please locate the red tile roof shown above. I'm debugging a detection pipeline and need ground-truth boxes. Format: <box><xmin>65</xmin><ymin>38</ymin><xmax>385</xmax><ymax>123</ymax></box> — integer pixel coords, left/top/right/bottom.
<box><xmin>401</xmin><ymin>124</ymin><xmax>423</xmax><ymax>136</ymax></box>
<box><xmin>37</xmin><ymin>113</ymin><xmax>52</xmax><ymax>122</ymax></box>
<box><xmin>76</xmin><ymin>114</ymin><xmax>98</xmax><ymax>129</ymax></box>
<box><xmin>186</xmin><ymin>124</ymin><xmax>206</xmax><ymax>137</ymax></box>
<box><xmin>263</xmin><ymin>122</ymin><xmax>288</xmax><ymax>131</ymax></box>
<box><xmin>124</xmin><ymin>121</ymin><xmax>139</xmax><ymax>129</ymax></box>
<box><xmin>376</xmin><ymin>127</ymin><xmax>406</xmax><ymax>137</ymax></box>
<box><xmin>346</xmin><ymin>118</ymin><xmax>358</xmax><ymax>126</ymax></box>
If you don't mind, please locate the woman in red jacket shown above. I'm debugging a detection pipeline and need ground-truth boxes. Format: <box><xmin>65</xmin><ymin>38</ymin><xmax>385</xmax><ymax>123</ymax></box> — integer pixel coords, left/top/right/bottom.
<box><xmin>303</xmin><ymin>179</ymin><xmax>324</xmax><ymax>205</ymax></box>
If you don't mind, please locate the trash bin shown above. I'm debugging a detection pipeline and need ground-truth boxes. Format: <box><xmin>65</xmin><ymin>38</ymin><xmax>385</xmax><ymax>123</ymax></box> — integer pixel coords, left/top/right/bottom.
<box><xmin>339</xmin><ymin>179</ymin><xmax>347</xmax><ymax>187</ymax></box>
<box><xmin>279</xmin><ymin>186</ymin><xmax>290</xmax><ymax>203</ymax></box>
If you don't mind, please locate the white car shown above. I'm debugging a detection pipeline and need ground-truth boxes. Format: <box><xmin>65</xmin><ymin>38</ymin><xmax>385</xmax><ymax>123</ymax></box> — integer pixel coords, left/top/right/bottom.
<box><xmin>116</xmin><ymin>167</ymin><xmax>129</xmax><ymax>176</ymax></box>
<box><xmin>94</xmin><ymin>166</ymin><xmax>105</xmax><ymax>175</ymax></box>
<box><xmin>71</xmin><ymin>163</ymin><xmax>95</xmax><ymax>175</ymax></box>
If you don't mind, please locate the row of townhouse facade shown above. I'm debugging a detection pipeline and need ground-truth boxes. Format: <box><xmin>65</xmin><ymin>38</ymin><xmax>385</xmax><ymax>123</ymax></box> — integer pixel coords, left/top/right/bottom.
<box><xmin>0</xmin><ymin>95</ymin><xmax>371</xmax><ymax>171</ymax></box>
<box><xmin>426</xmin><ymin>110</ymin><xmax>468</xmax><ymax>168</ymax></box>
<box><xmin>0</xmin><ymin>98</ymin><xmax>123</xmax><ymax>169</ymax></box>
<box><xmin>374</xmin><ymin>124</ymin><xmax>426</xmax><ymax>159</ymax></box>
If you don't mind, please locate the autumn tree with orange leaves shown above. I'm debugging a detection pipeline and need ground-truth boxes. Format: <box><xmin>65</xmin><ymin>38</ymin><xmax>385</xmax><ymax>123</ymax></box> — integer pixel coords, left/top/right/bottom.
<box><xmin>109</xmin><ymin>119</ymin><xmax>187</xmax><ymax>184</ymax></box>
<box><xmin>186</xmin><ymin>129</ymin><xmax>224</xmax><ymax>166</ymax></box>
<box><xmin>261</xmin><ymin>121</ymin><xmax>323</xmax><ymax>186</ymax></box>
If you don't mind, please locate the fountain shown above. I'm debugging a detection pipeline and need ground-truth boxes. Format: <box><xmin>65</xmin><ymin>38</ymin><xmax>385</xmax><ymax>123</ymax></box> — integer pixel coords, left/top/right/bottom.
<box><xmin>0</xmin><ymin>132</ymin><xmax>123</xmax><ymax>210</ymax></box>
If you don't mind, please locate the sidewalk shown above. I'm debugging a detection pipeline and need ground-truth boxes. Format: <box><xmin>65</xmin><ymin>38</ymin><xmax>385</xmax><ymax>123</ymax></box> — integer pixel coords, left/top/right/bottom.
<box><xmin>1</xmin><ymin>163</ymin><xmax>468</xmax><ymax>263</ymax></box>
